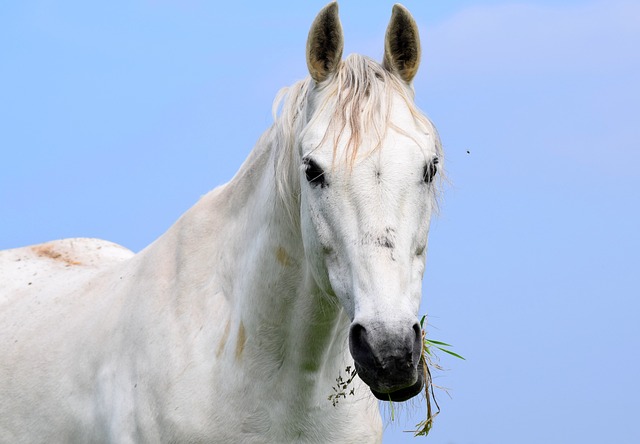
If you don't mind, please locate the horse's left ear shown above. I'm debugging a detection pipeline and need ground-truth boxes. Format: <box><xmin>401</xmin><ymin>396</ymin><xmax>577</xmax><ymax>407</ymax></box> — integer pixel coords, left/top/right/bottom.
<box><xmin>383</xmin><ymin>4</ymin><xmax>421</xmax><ymax>84</ymax></box>
<box><xmin>306</xmin><ymin>2</ymin><xmax>344</xmax><ymax>83</ymax></box>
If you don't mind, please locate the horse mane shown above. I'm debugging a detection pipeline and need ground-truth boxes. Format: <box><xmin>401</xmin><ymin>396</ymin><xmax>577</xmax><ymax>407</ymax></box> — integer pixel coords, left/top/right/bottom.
<box><xmin>269</xmin><ymin>53</ymin><xmax>443</xmax><ymax>230</ymax></box>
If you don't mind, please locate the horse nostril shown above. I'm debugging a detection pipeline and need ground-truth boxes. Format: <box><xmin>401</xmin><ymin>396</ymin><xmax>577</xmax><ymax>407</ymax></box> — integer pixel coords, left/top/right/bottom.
<box><xmin>412</xmin><ymin>321</ymin><xmax>423</xmax><ymax>365</ymax></box>
<box><xmin>349</xmin><ymin>322</ymin><xmax>366</xmax><ymax>353</ymax></box>
<box><xmin>413</xmin><ymin>322</ymin><xmax>422</xmax><ymax>342</ymax></box>
<box><xmin>350</xmin><ymin>322</ymin><xmax>365</xmax><ymax>342</ymax></box>
<box><xmin>349</xmin><ymin>322</ymin><xmax>377</xmax><ymax>369</ymax></box>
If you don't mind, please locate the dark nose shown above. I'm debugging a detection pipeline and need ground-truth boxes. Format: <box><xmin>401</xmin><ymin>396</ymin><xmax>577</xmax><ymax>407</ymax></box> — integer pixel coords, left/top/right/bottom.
<box><xmin>349</xmin><ymin>320</ymin><xmax>422</xmax><ymax>393</ymax></box>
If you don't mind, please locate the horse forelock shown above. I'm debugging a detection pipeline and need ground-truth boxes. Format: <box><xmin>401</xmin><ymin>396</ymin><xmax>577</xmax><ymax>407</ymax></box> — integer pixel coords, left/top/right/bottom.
<box><xmin>269</xmin><ymin>54</ymin><xmax>443</xmax><ymax>231</ymax></box>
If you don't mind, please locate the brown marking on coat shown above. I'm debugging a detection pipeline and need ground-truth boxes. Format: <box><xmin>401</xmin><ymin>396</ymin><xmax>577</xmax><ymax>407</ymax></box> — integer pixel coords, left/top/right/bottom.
<box><xmin>275</xmin><ymin>247</ymin><xmax>293</xmax><ymax>267</ymax></box>
<box><xmin>216</xmin><ymin>318</ymin><xmax>231</xmax><ymax>357</ymax></box>
<box><xmin>32</xmin><ymin>245</ymin><xmax>82</xmax><ymax>266</ymax></box>
<box><xmin>235</xmin><ymin>322</ymin><xmax>246</xmax><ymax>360</ymax></box>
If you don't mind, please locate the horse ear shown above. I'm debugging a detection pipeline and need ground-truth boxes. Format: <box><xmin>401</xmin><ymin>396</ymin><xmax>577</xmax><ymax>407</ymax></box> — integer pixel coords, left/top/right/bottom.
<box><xmin>306</xmin><ymin>2</ymin><xmax>344</xmax><ymax>83</ymax></box>
<box><xmin>383</xmin><ymin>4</ymin><xmax>421</xmax><ymax>83</ymax></box>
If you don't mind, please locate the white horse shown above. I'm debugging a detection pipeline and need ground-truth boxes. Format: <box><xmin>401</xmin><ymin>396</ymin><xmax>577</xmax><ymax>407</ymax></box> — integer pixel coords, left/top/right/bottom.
<box><xmin>0</xmin><ymin>3</ymin><xmax>442</xmax><ymax>443</ymax></box>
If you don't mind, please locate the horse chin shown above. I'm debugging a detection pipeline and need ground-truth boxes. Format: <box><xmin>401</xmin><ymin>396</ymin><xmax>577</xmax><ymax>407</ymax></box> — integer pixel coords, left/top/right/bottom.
<box><xmin>359</xmin><ymin>359</ymin><xmax>425</xmax><ymax>403</ymax></box>
<box><xmin>368</xmin><ymin>371</ymin><xmax>424</xmax><ymax>402</ymax></box>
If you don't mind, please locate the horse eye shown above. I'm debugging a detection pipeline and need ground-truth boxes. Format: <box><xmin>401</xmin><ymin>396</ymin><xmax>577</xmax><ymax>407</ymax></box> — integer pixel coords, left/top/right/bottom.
<box><xmin>304</xmin><ymin>158</ymin><xmax>326</xmax><ymax>187</ymax></box>
<box><xmin>422</xmin><ymin>157</ymin><xmax>439</xmax><ymax>184</ymax></box>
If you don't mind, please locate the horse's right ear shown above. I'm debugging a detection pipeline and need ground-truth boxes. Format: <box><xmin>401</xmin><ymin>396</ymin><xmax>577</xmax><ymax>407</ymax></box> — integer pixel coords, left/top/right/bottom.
<box><xmin>306</xmin><ymin>2</ymin><xmax>343</xmax><ymax>83</ymax></box>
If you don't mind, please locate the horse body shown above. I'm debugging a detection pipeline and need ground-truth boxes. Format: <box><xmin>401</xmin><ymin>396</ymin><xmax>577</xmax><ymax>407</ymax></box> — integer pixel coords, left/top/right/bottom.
<box><xmin>0</xmin><ymin>165</ymin><xmax>378</xmax><ymax>443</ymax></box>
<box><xmin>0</xmin><ymin>138</ymin><xmax>380</xmax><ymax>444</ymax></box>
<box><xmin>1</xmin><ymin>3</ymin><xmax>441</xmax><ymax>443</ymax></box>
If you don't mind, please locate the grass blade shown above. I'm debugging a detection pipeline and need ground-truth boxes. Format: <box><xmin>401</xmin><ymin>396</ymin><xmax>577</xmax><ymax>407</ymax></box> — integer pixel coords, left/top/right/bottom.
<box><xmin>425</xmin><ymin>339</ymin><xmax>453</xmax><ymax>347</ymax></box>
<box><xmin>432</xmin><ymin>346</ymin><xmax>466</xmax><ymax>360</ymax></box>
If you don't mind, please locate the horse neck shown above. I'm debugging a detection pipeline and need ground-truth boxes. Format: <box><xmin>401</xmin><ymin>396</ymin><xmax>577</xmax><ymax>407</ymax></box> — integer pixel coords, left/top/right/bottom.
<box><xmin>146</xmin><ymin>130</ymin><xmax>351</xmax><ymax>397</ymax></box>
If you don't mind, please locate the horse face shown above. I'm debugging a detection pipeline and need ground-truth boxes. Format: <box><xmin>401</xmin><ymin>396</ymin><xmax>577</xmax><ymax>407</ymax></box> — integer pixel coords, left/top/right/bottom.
<box><xmin>298</xmin><ymin>92</ymin><xmax>439</xmax><ymax>401</ymax></box>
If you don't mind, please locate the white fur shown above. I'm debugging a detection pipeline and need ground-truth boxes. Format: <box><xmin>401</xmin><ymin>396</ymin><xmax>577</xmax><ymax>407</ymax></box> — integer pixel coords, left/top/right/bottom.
<box><xmin>0</xmin><ymin>48</ymin><xmax>440</xmax><ymax>444</ymax></box>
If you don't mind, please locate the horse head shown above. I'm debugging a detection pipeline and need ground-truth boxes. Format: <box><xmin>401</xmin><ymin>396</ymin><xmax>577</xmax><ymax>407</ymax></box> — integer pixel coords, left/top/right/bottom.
<box><xmin>299</xmin><ymin>2</ymin><xmax>441</xmax><ymax>402</ymax></box>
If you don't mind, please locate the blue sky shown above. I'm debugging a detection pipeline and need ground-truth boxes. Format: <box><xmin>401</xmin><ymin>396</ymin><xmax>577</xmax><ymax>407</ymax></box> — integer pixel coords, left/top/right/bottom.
<box><xmin>1</xmin><ymin>1</ymin><xmax>639</xmax><ymax>443</ymax></box>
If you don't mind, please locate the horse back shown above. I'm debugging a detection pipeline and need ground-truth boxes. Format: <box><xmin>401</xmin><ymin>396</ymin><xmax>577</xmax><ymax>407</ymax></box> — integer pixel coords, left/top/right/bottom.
<box><xmin>0</xmin><ymin>238</ymin><xmax>134</xmax><ymax>305</ymax></box>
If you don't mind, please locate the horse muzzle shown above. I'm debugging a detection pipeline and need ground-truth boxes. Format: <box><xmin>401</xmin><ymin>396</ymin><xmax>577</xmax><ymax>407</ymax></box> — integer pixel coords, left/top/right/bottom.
<box><xmin>348</xmin><ymin>320</ymin><xmax>424</xmax><ymax>402</ymax></box>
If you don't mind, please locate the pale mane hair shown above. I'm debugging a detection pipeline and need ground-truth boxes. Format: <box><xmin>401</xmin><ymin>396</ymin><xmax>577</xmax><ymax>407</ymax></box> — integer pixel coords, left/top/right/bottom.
<box><xmin>268</xmin><ymin>54</ymin><xmax>443</xmax><ymax>230</ymax></box>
